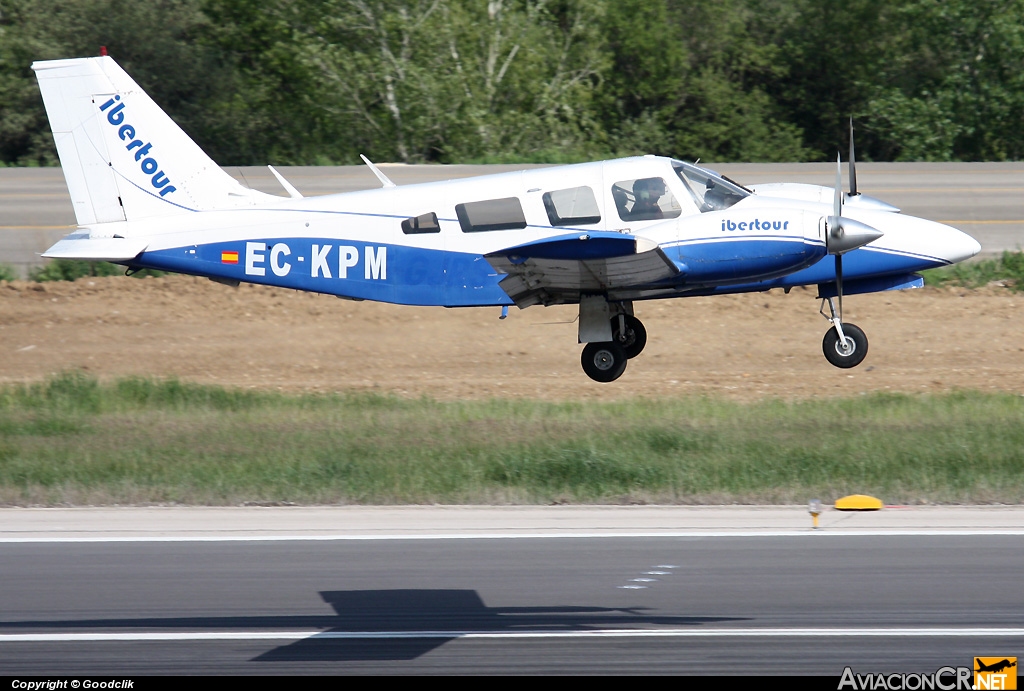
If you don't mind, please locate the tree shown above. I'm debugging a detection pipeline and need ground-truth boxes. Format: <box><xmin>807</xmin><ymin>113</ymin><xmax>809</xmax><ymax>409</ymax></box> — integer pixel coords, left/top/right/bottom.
<box><xmin>0</xmin><ymin>0</ymin><xmax>237</xmax><ymax>164</ymax></box>
<box><xmin>292</xmin><ymin>0</ymin><xmax>608</xmax><ymax>162</ymax></box>
<box><xmin>597</xmin><ymin>0</ymin><xmax>808</xmax><ymax>162</ymax></box>
<box><xmin>864</xmin><ymin>0</ymin><xmax>1024</xmax><ymax>161</ymax></box>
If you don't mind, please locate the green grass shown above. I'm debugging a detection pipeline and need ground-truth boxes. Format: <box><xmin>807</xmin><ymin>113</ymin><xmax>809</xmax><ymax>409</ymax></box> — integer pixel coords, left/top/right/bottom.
<box><xmin>922</xmin><ymin>251</ymin><xmax>1024</xmax><ymax>291</ymax></box>
<box><xmin>1</xmin><ymin>373</ymin><xmax>1022</xmax><ymax>506</ymax></box>
<box><xmin>28</xmin><ymin>259</ymin><xmax>167</xmax><ymax>282</ymax></box>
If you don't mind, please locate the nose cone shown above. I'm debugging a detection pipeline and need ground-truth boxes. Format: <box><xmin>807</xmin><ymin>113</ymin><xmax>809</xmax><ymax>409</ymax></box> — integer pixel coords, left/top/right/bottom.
<box><xmin>946</xmin><ymin>226</ymin><xmax>982</xmax><ymax>264</ymax></box>
<box><xmin>839</xmin><ymin>210</ymin><xmax>983</xmax><ymax>269</ymax></box>
<box><xmin>915</xmin><ymin>218</ymin><xmax>982</xmax><ymax>265</ymax></box>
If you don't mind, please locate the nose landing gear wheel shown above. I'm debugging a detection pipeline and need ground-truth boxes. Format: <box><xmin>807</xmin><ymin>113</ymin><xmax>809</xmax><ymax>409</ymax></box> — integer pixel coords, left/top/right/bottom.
<box><xmin>611</xmin><ymin>315</ymin><xmax>647</xmax><ymax>359</ymax></box>
<box><xmin>581</xmin><ymin>341</ymin><xmax>628</xmax><ymax>382</ymax></box>
<box><xmin>822</xmin><ymin>323</ymin><xmax>868</xmax><ymax>368</ymax></box>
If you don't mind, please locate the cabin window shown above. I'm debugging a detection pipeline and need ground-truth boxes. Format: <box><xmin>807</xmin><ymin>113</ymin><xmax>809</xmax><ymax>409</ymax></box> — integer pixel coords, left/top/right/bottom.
<box><xmin>401</xmin><ymin>212</ymin><xmax>440</xmax><ymax>234</ymax></box>
<box><xmin>542</xmin><ymin>186</ymin><xmax>601</xmax><ymax>226</ymax></box>
<box><xmin>455</xmin><ymin>197</ymin><xmax>527</xmax><ymax>232</ymax></box>
<box><xmin>611</xmin><ymin>177</ymin><xmax>682</xmax><ymax>222</ymax></box>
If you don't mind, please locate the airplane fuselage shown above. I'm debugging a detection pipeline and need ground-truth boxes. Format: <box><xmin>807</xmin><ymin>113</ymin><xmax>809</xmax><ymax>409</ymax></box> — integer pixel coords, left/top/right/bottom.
<box><xmin>61</xmin><ymin>157</ymin><xmax>973</xmax><ymax>308</ymax></box>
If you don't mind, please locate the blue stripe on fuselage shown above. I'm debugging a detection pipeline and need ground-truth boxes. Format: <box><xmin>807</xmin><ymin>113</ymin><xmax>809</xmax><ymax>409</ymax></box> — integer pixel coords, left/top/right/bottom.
<box><xmin>130</xmin><ymin>237</ymin><xmax>934</xmax><ymax>306</ymax></box>
<box><xmin>138</xmin><ymin>239</ymin><xmax>512</xmax><ymax>307</ymax></box>
<box><xmin>781</xmin><ymin>246</ymin><xmax>948</xmax><ymax>286</ymax></box>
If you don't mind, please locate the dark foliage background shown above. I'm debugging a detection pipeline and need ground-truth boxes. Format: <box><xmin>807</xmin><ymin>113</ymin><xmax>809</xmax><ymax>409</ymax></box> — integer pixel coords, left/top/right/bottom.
<box><xmin>2</xmin><ymin>0</ymin><xmax>1022</xmax><ymax>166</ymax></box>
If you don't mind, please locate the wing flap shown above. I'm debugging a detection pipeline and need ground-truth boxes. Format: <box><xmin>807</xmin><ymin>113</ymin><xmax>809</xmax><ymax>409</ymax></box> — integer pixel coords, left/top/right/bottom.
<box><xmin>486</xmin><ymin>233</ymin><xmax>683</xmax><ymax>307</ymax></box>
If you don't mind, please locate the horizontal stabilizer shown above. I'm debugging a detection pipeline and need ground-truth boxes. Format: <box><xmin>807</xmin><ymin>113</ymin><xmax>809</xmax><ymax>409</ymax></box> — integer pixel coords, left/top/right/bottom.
<box><xmin>42</xmin><ymin>232</ymin><xmax>148</xmax><ymax>261</ymax></box>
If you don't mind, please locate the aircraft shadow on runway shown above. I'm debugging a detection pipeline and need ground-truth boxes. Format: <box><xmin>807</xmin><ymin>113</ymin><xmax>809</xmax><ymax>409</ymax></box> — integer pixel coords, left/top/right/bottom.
<box><xmin>0</xmin><ymin>589</ymin><xmax>748</xmax><ymax>662</ymax></box>
<box><xmin>257</xmin><ymin>589</ymin><xmax>746</xmax><ymax>662</ymax></box>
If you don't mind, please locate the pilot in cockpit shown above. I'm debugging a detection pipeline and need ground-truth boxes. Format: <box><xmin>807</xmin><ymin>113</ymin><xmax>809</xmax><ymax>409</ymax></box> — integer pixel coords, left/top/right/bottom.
<box><xmin>630</xmin><ymin>178</ymin><xmax>667</xmax><ymax>220</ymax></box>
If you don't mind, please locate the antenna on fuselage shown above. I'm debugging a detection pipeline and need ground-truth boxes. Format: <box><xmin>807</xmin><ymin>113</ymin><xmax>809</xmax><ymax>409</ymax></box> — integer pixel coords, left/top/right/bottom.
<box><xmin>268</xmin><ymin>165</ymin><xmax>303</xmax><ymax>199</ymax></box>
<box><xmin>360</xmin><ymin>154</ymin><xmax>397</xmax><ymax>188</ymax></box>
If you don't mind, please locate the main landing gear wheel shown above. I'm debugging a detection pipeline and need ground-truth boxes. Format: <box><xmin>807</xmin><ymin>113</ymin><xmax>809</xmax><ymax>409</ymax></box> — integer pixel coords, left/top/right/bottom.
<box><xmin>822</xmin><ymin>323</ymin><xmax>868</xmax><ymax>369</ymax></box>
<box><xmin>581</xmin><ymin>341</ymin><xmax>628</xmax><ymax>382</ymax></box>
<box><xmin>611</xmin><ymin>315</ymin><xmax>647</xmax><ymax>359</ymax></box>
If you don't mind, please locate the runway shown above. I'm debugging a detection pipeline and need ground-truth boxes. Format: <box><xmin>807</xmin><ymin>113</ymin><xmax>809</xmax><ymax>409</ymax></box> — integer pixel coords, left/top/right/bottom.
<box><xmin>1</xmin><ymin>161</ymin><xmax>1022</xmax><ymax>277</ymax></box>
<box><xmin>1</xmin><ymin>507</ymin><xmax>1021</xmax><ymax>675</ymax></box>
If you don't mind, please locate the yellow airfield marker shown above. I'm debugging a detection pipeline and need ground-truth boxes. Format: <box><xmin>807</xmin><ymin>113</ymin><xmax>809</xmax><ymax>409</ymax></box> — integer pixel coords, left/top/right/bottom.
<box><xmin>808</xmin><ymin>499</ymin><xmax>823</xmax><ymax>529</ymax></box>
<box><xmin>834</xmin><ymin>494</ymin><xmax>884</xmax><ymax>511</ymax></box>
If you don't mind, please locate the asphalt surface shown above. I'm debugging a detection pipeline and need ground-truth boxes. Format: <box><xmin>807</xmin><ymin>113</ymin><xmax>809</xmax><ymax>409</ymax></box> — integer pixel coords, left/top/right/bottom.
<box><xmin>2</xmin><ymin>161</ymin><xmax>1023</xmax><ymax>277</ymax></box>
<box><xmin>1</xmin><ymin>507</ymin><xmax>1021</xmax><ymax>675</ymax></box>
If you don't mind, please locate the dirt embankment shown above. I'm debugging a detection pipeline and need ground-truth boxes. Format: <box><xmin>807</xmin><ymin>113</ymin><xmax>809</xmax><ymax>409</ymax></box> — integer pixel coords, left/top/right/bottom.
<box><xmin>1</xmin><ymin>275</ymin><xmax>1021</xmax><ymax>401</ymax></box>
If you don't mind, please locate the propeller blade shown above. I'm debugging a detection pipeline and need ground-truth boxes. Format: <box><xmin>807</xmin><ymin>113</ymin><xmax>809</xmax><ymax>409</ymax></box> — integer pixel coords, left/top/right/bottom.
<box><xmin>834</xmin><ymin>153</ymin><xmax>842</xmax><ymax>219</ymax></box>
<box><xmin>825</xmin><ymin>148</ymin><xmax>883</xmax><ymax>254</ymax></box>
<box><xmin>849</xmin><ymin>118</ymin><xmax>858</xmax><ymax>196</ymax></box>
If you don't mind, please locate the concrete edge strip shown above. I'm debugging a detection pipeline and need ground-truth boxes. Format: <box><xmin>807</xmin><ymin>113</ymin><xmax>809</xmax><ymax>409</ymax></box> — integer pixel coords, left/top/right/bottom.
<box><xmin>2</xmin><ymin>530</ymin><xmax>1024</xmax><ymax>543</ymax></box>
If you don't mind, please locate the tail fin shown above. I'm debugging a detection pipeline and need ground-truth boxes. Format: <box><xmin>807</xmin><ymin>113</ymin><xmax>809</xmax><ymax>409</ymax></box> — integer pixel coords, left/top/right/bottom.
<box><xmin>32</xmin><ymin>56</ymin><xmax>277</xmax><ymax>226</ymax></box>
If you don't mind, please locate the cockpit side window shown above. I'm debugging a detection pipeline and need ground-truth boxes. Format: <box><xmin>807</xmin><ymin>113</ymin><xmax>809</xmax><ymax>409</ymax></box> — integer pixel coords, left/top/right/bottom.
<box><xmin>672</xmin><ymin>161</ymin><xmax>748</xmax><ymax>213</ymax></box>
<box><xmin>612</xmin><ymin>177</ymin><xmax>682</xmax><ymax>222</ymax></box>
<box><xmin>543</xmin><ymin>186</ymin><xmax>601</xmax><ymax>226</ymax></box>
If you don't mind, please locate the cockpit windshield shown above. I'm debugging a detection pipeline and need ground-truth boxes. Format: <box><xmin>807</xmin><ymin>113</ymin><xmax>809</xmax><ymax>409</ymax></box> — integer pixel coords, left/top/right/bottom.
<box><xmin>672</xmin><ymin>160</ymin><xmax>749</xmax><ymax>213</ymax></box>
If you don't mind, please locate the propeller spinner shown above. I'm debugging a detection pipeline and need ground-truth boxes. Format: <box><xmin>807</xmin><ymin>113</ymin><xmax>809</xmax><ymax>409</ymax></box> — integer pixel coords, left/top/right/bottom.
<box><xmin>825</xmin><ymin>154</ymin><xmax>884</xmax><ymax>256</ymax></box>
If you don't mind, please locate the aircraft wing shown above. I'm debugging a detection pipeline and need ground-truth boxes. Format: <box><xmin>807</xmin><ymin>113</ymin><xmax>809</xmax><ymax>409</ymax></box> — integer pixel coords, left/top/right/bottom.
<box><xmin>485</xmin><ymin>232</ymin><xmax>684</xmax><ymax>307</ymax></box>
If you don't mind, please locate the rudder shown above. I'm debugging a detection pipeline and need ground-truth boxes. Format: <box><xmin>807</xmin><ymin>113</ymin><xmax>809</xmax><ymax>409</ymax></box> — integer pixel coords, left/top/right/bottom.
<box><xmin>32</xmin><ymin>56</ymin><xmax>275</xmax><ymax>225</ymax></box>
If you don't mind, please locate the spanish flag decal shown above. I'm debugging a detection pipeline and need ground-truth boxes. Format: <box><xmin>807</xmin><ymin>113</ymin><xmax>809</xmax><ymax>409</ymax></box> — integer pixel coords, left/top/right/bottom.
<box><xmin>221</xmin><ymin>251</ymin><xmax>239</xmax><ymax>264</ymax></box>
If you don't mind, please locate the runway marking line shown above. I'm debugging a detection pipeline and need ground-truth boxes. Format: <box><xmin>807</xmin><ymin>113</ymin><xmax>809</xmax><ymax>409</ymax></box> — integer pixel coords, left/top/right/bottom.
<box><xmin>742</xmin><ymin>170</ymin><xmax>1024</xmax><ymax>177</ymax></box>
<box><xmin>0</xmin><ymin>225</ymin><xmax>75</xmax><ymax>230</ymax></box>
<box><xmin>2</xmin><ymin>628</ymin><xmax>1023</xmax><ymax>643</ymax></box>
<box><xmin>866</xmin><ymin>188</ymin><xmax>1024</xmax><ymax>193</ymax></box>
<box><xmin>938</xmin><ymin>219</ymin><xmax>1024</xmax><ymax>225</ymax></box>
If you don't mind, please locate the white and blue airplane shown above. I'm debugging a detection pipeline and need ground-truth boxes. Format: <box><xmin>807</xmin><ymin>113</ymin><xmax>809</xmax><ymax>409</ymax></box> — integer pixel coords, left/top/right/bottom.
<box><xmin>32</xmin><ymin>56</ymin><xmax>980</xmax><ymax>382</ymax></box>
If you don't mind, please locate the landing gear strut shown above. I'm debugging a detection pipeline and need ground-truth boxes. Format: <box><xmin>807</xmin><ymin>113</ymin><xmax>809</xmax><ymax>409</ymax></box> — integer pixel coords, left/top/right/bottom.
<box><xmin>816</xmin><ymin>145</ymin><xmax>880</xmax><ymax>370</ymax></box>
<box><xmin>577</xmin><ymin>297</ymin><xmax>646</xmax><ymax>382</ymax></box>
<box><xmin>612</xmin><ymin>314</ymin><xmax>647</xmax><ymax>359</ymax></box>
<box><xmin>819</xmin><ymin>297</ymin><xmax>868</xmax><ymax>368</ymax></box>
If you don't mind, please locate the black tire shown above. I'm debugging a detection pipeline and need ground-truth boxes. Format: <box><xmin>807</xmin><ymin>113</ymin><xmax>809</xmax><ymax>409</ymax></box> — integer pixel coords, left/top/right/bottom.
<box><xmin>822</xmin><ymin>323</ymin><xmax>868</xmax><ymax>369</ymax></box>
<box><xmin>611</xmin><ymin>315</ymin><xmax>647</xmax><ymax>359</ymax></box>
<box><xmin>581</xmin><ymin>341</ymin><xmax>628</xmax><ymax>382</ymax></box>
